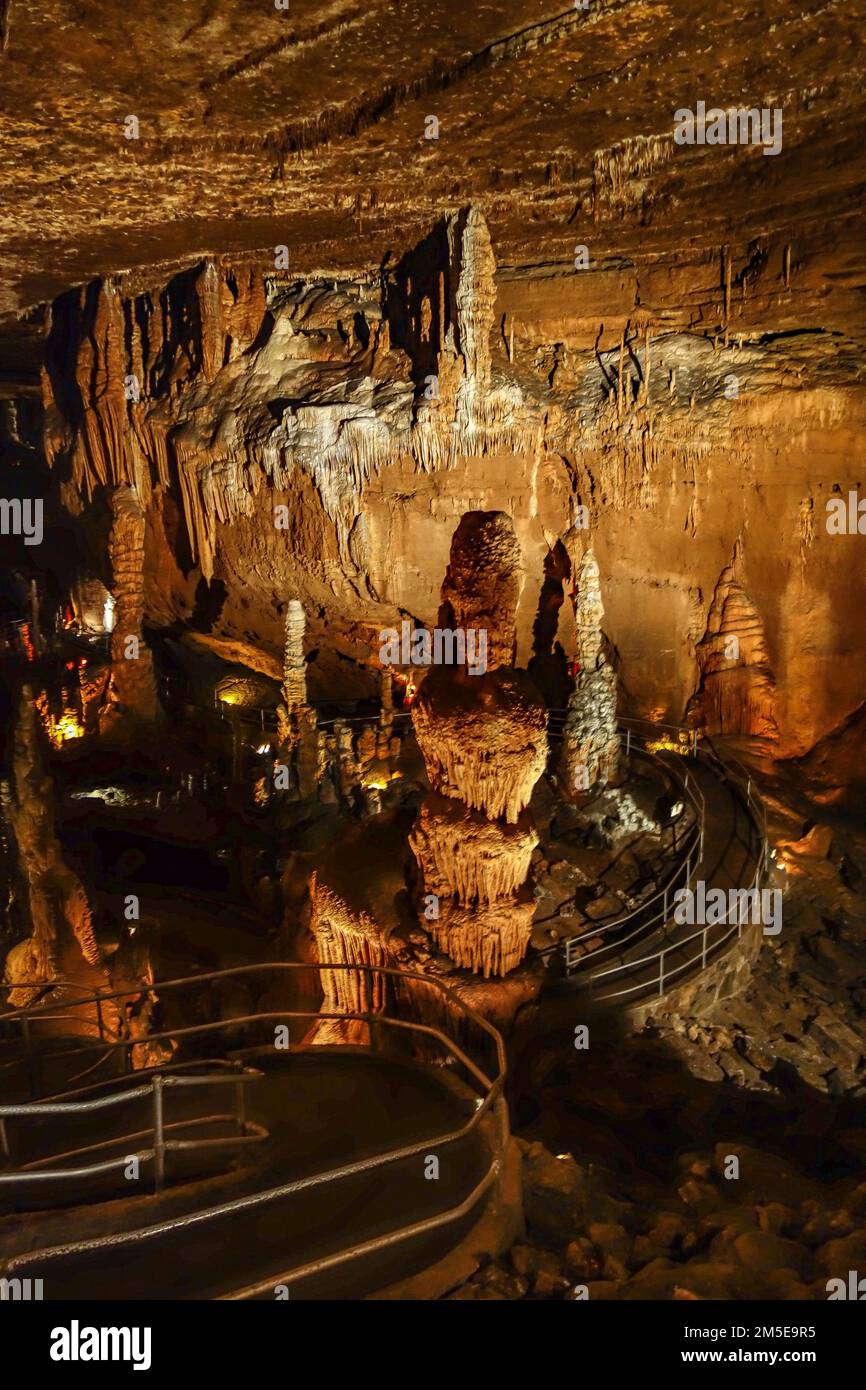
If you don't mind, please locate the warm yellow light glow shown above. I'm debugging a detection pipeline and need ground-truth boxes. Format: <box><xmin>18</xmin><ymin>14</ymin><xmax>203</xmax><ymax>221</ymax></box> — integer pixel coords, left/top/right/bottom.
<box><xmin>219</xmin><ymin>691</ymin><xmax>240</xmax><ymax>706</ymax></box>
<box><xmin>53</xmin><ymin>713</ymin><xmax>85</xmax><ymax>744</ymax></box>
<box><xmin>646</xmin><ymin>735</ymin><xmax>690</xmax><ymax>756</ymax></box>
<box><xmin>362</xmin><ymin>770</ymin><xmax>402</xmax><ymax>791</ymax></box>
<box><xmin>36</xmin><ymin>690</ymin><xmax>85</xmax><ymax>748</ymax></box>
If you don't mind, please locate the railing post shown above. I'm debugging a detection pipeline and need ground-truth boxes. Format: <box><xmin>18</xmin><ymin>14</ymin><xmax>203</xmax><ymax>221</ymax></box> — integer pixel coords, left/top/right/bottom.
<box><xmin>95</xmin><ymin>990</ymin><xmax>104</xmax><ymax>1042</ymax></box>
<box><xmin>0</xmin><ymin>1117</ymin><xmax>10</xmax><ymax>1165</ymax></box>
<box><xmin>626</xmin><ymin>728</ymin><xmax>631</xmax><ymax>757</ymax></box>
<box><xmin>663</xmin><ymin>885</ymin><xmax>668</xmax><ymax>920</ymax></box>
<box><xmin>658</xmin><ymin>949</ymin><xmax>665</xmax><ymax>996</ymax></box>
<box><xmin>702</xmin><ymin>925</ymin><xmax>708</xmax><ymax>970</ymax></box>
<box><xmin>152</xmin><ymin>1076</ymin><xmax>165</xmax><ymax>1192</ymax></box>
<box><xmin>692</xmin><ymin>729</ymin><xmax>697</xmax><ymax>756</ymax></box>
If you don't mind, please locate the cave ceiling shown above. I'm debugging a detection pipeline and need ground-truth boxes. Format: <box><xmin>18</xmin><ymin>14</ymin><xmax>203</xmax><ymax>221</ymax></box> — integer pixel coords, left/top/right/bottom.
<box><xmin>1</xmin><ymin>0</ymin><xmax>865</xmax><ymax>384</ymax></box>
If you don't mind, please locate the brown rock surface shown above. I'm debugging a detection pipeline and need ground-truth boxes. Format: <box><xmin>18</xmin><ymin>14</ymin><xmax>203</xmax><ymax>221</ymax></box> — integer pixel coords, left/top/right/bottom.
<box><xmin>412</xmin><ymin>667</ymin><xmax>547</xmax><ymax>824</ymax></box>
<box><xmin>2</xmin><ymin>689</ymin><xmax>100</xmax><ymax>1001</ymax></box>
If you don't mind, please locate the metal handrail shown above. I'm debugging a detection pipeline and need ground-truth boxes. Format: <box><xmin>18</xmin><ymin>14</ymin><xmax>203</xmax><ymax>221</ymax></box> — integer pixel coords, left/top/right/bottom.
<box><xmin>542</xmin><ymin>718</ymin><xmax>770</xmax><ymax>997</ymax></box>
<box><xmin>0</xmin><ymin>1066</ymin><xmax>265</xmax><ymax>1193</ymax></box>
<box><xmin>222</xmin><ymin>1162</ymin><xmax>502</xmax><ymax>1301</ymax></box>
<box><xmin>537</xmin><ymin>723</ymin><xmax>705</xmax><ymax>964</ymax></box>
<box><xmin>0</xmin><ymin>964</ymin><xmax>509</xmax><ymax>1298</ymax></box>
<box><xmin>588</xmin><ymin>855</ymin><xmax>766</xmax><ymax>1001</ymax></box>
<box><xmin>580</xmin><ymin>747</ymin><xmax>770</xmax><ymax>1001</ymax></box>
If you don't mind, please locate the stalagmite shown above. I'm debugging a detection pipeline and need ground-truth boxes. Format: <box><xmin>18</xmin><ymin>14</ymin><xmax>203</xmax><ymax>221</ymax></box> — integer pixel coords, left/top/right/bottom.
<box><xmin>99</xmin><ymin>485</ymin><xmax>160</xmax><ymax>737</ymax></box>
<box><xmin>413</xmin><ymin>668</ymin><xmax>548</xmax><ymax>824</ymax></box>
<box><xmin>410</xmin><ymin>511</ymin><xmax>547</xmax><ymax>977</ymax></box>
<box><xmin>2</xmin><ymin>689</ymin><xmax>100</xmax><ymax>1004</ymax></box>
<box><xmin>439</xmin><ymin>510</ymin><xmax>523</xmax><ymax>670</ymax></box>
<box><xmin>275</xmin><ymin>599</ymin><xmax>322</xmax><ymax>796</ymax></box>
<box><xmin>282</xmin><ymin>599</ymin><xmax>308</xmax><ymax>713</ymax></box>
<box><xmin>687</xmin><ymin>564</ymin><xmax>779</xmax><ymax>738</ymax></box>
<box><xmin>559</xmin><ymin>547</ymin><xmax>621</xmax><ymax>794</ymax></box>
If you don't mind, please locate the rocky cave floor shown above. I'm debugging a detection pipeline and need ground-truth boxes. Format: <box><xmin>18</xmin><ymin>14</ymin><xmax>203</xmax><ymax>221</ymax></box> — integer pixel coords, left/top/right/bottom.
<box><xmin>449</xmin><ymin>765</ymin><xmax>866</xmax><ymax>1301</ymax></box>
<box><xmin>529</xmin><ymin>762</ymin><xmax>689</xmax><ymax>956</ymax></box>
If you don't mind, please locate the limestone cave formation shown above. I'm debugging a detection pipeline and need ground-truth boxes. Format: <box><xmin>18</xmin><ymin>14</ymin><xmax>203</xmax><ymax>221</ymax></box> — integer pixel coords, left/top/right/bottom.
<box><xmin>0</xmin><ymin>0</ymin><xmax>865</xmax><ymax>1331</ymax></box>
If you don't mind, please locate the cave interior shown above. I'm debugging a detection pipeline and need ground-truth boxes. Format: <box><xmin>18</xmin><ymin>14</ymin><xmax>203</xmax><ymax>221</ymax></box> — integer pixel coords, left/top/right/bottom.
<box><xmin>0</xmin><ymin>0</ymin><xmax>865</xmax><ymax>1309</ymax></box>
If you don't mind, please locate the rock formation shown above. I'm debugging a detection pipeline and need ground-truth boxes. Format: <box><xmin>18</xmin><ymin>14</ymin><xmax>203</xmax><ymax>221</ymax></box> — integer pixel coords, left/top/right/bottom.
<box><xmin>275</xmin><ymin>598</ymin><xmax>320</xmax><ymax>795</ymax></box>
<box><xmin>281</xmin><ymin>599</ymin><xmax>308</xmax><ymax>714</ymax></box>
<box><xmin>688</xmin><ymin>562</ymin><xmax>779</xmax><ymax>739</ymax></box>
<box><xmin>413</xmin><ymin>667</ymin><xmax>548</xmax><ymax>824</ymax></box>
<box><xmin>309</xmin><ymin>873</ymin><xmax>396</xmax><ymax>1044</ymax></box>
<box><xmin>559</xmin><ymin>547</ymin><xmax>620</xmax><ymax>794</ymax></box>
<box><xmin>410</xmin><ymin>512</ymin><xmax>547</xmax><ymax>977</ymax></box>
<box><xmin>2</xmin><ymin>688</ymin><xmax>100</xmax><ymax>1004</ymax></box>
<box><xmin>439</xmin><ymin>508</ymin><xmax>522</xmax><ymax>670</ymax></box>
<box><xmin>99</xmin><ymin>485</ymin><xmax>160</xmax><ymax>737</ymax></box>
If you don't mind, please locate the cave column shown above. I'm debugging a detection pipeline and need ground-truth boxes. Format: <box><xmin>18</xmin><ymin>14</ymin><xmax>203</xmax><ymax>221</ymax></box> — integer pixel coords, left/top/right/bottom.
<box><xmin>559</xmin><ymin>548</ymin><xmax>620</xmax><ymax>795</ymax></box>
<box><xmin>276</xmin><ymin>599</ymin><xmax>321</xmax><ymax>796</ymax></box>
<box><xmin>99</xmin><ymin>485</ymin><xmax>159</xmax><ymax>736</ymax></box>
<box><xmin>3</xmin><ymin>689</ymin><xmax>102</xmax><ymax>1003</ymax></box>
<box><xmin>409</xmin><ymin>512</ymin><xmax>548</xmax><ymax>977</ymax></box>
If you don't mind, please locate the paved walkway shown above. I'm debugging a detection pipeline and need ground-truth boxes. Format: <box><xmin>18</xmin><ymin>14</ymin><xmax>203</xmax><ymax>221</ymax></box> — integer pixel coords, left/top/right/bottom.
<box><xmin>0</xmin><ymin>1050</ymin><xmax>490</xmax><ymax>1300</ymax></box>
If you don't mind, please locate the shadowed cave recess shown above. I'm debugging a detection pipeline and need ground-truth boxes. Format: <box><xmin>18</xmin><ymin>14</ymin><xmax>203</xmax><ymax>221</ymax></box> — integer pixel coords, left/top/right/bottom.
<box><xmin>0</xmin><ymin>0</ymin><xmax>865</xmax><ymax>1317</ymax></box>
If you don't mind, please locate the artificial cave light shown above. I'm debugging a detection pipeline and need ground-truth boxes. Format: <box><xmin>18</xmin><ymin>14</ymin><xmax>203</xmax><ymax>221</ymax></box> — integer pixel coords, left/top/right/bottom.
<box><xmin>394</xmin><ymin>670</ymin><xmax>418</xmax><ymax>706</ymax></box>
<box><xmin>646</xmin><ymin>735</ymin><xmax>692</xmax><ymax>756</ymax></box>
<box><xmin>35</xmin><ymin>689</ymin><xmax>85</xmax><ymax>748</ymax></box>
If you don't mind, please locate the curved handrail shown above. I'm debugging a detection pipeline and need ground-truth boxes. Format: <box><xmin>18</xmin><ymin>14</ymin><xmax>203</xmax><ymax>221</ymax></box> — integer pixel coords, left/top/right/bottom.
<box><xmin>0</xmin><ymin>963</ymin><xmax>508</xmax><ymax>1156</ymax></box>
<box><xmin>537</xmin><ymin>724</ymin><xmax>705</xmax><ymax>963</ymax></box>
<box><xmin>541</xmin><ymin>717</ymin><xmax>770</xmax><ymax>999</ymax></box>
<box><xmin>0</xmin><ymin>963</ymin><xmax>510</xmax><ymax>1299</ymax></box>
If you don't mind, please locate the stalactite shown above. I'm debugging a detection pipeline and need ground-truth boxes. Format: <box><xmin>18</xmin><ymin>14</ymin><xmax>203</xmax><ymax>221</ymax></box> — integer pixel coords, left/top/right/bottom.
<box><xmin>592</xmin><ymin>133</ymin><xmax>675</xmax><ymax>217</ymax></box>
<box><xmin>409</xmin><ymin>793</ymin><xmax>537</xmax><ymax>904</ymax></box>
<box><xmin>42</xmin><ymin>215</ymin><xmax>545</xmax><ymax>587</ymax></box>
<box><xmin>559</xmin><ymin>549</ymin><xmax>620</xmax><ymax>793</ymax></box>
<box><xmin>309</xmin><ymin>876</ymin><xmax>395</xmax><ymax>1041</ymax></box>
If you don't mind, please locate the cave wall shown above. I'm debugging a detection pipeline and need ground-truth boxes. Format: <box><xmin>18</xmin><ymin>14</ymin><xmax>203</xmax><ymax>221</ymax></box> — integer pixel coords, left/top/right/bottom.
<box><xmin>35</xmin><ymin>206</ymin><xmax>866</xmax><ymax>762</ymax></box>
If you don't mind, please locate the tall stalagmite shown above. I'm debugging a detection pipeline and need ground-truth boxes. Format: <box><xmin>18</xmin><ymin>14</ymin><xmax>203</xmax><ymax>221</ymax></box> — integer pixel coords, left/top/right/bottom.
<box><xmin>276</xmin><ymin>598</ymin><xmax>319</xmax><ymax>794</ymax></box>
<box><xmin>687</xmin><ymin>563</ymin><xmax>779</xmax><ymax>739</ymax></box>
<box><xmin>99</xmin><ymin>485</ymin><xmax>159</xmax><ymax>736</ymax></box>
<box><xmin>2</xmin><ymin>689</ymin><xmax>100</xmax><ymax>1004</ymax></box>
<box><xmin>281</xmin><ymin>599</ymin><xmax>308</xmax><ymax>713</ymax></box>
<box><xmin>559</xmin><ymin>547</ymin><xmax>620</xmax><ymax>793</ymax></box>
<box><xmin>411</xmin><ymin>512</ymin><xmax>547</xmax><ymax>977</ymax></box>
